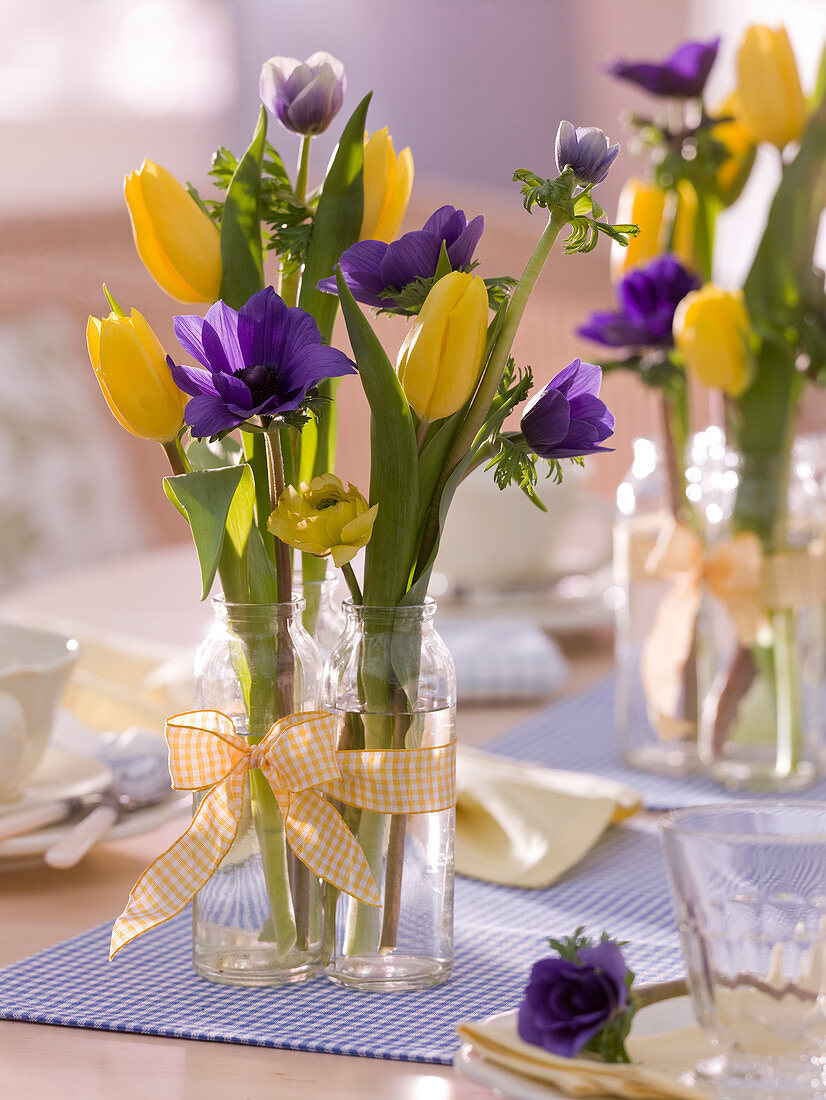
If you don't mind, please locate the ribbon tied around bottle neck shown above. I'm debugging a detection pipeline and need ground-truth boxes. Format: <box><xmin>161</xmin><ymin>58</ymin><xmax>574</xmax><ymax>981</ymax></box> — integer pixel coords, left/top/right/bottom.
<box><xmin>110</xmin><ymin>709</ymin><xmax>456</xmax><ymax>958</ymax></box>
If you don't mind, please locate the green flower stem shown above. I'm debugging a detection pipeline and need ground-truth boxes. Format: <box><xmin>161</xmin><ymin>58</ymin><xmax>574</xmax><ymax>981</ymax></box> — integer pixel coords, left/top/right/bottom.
<box><xmin>342</xmin><ymin>562</ymin><xmax>363</xmax><ymax>604</ymax></box>
<box><xmin>772</xmin><ymin>608</ymin><xmax>802</xmax><ymax>776</ymax></box>
<box><xmin>264</xmin><ymin>429</ymin><xmax>293</xmax><ymax>604</ymax></box>
<box><xmin>249</xmin><ymin>767</ymin><xmax>297</xmax><ymax>955</ymax></box>
<box><xmin>279</xmin><ymin>135</ymin><xmax>312</xmax><ymax>309</ymax></box>
<box><xmin>162</xmin><ymin>439</ymin><xmax>188</xmax><ymax>476</ymax></box>
<box><xmin>633</xmin><ymin>978</ymin><xmax>688</xmax><ymax>1009</ymax></box>
<box><xmin>415</xmin><ymin>211</ymin><xmax>566</xmax><ymax>579</ymax></box>
<box><xmin>343</xmin><ymin>806</ymin><xmax>386</xmax><ymax>956</ymax></box>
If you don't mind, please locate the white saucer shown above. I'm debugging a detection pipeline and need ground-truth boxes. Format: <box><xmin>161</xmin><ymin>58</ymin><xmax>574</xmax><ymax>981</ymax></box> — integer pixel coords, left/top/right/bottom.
<box><xmin>454</xmin><ymin>997</ymin><xmax>694</xmax><ymax>1099</ymax></box>
<box><xmin>0</xmin><ymin>744</ymin><xmax>112</xmax><ymax>811</ymax></box>
<box><xmin>0</xmin><ymin>793</ymin><xmax>190</xmax><ymax>871</ymax></box>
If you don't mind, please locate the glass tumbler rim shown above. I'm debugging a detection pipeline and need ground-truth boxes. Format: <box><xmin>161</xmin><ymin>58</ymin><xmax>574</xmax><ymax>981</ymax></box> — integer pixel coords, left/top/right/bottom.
<box><xmin>660</xmin><ymin>801</ymin><xmax>826</xmax><ymax>844</ymax></box>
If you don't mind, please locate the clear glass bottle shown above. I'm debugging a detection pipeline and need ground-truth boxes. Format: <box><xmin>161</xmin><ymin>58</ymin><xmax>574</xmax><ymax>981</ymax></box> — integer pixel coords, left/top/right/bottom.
<box><xmin>698</xmin><ymin>441</ymin><xmax>825</xmax><ymax>790</ymax></box>
<box><xmin>321</xmin><ymin>600</ymin><xmax>455</xmax><ymax>993</ymax></box>
<box><xmin>614</xmin><ymin>430</ymin><xmax>737</xmax><ymax>775</ymax></box>
<box><xmin>298</xmin><ymin>574</ymin><xmax>346</xmax><ymax>661</ymax></box>
<box><xmin>192</xmin><ymin>596</ymin><xmax>322</xmax><ymax>986</ymax></box>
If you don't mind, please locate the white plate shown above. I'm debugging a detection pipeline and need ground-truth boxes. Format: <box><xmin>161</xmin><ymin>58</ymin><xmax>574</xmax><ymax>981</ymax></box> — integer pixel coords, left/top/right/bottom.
<box><xmin>454</xmin><ymin>997</ymin><xmax>694</xmax><ymax>1099</ymax></box>
<box><xmin>0</xmin><ymin>793</ymin><xmax>190</xmax><ymax>870</ymax></box>
<box><xmin>0</xmin><ymin>744</ymin><xmax>112</xmax><ymax>811</ymax></box>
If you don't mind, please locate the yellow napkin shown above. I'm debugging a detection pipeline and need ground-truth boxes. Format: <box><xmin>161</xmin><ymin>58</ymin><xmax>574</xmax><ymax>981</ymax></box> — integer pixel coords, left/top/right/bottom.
<box><xmin>456</xmin><ymin>746</ymin><xmax>641</xmax><ymax>888</ymax></box>
<box><xmin>458</xmin><ymin>1009</ymin><xmax>715</xmax><ymax>1099</ymax></box>
<box><xmin>44</xmin><ymin>622</ymin><xmax>193</xmax><ymax>734</ymax></box>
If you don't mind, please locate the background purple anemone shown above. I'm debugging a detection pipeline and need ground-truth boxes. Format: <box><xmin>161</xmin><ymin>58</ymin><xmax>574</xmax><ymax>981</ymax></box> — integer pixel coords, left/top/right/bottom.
<box><xmin>608</xmin><ymin>38</ymin><xmax>720</xmax><ymax>98</ymax></box>
<box><xmin>517</xmin><ymin>941</ymin><xmax>629</xmax><ymax>1058</ymax></box>
<box><xmin>578</xmin><ymin>254</ymin><xmax>699</xmax><ymax>349</ymax></box>
<box><xmin>169</xmin><ymin>287</ymin><xmax>356</xmax><ymax>438</ymax></box>
<box><xmin>317</xmin><ymin>205</ymin><xmax>484</xmax><ymax>311</ymax></box>
<box><xmin>521</xmin><ymin>359</ymin><xmax>614</xmax><ymax>460</ymax></box>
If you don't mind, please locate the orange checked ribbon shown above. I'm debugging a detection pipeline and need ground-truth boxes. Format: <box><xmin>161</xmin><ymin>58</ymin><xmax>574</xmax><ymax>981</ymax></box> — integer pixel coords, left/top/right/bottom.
<box><xmin>110</xmin><ymin>709</ymin><xmax>456</xmax><ymax>958</ymax></box>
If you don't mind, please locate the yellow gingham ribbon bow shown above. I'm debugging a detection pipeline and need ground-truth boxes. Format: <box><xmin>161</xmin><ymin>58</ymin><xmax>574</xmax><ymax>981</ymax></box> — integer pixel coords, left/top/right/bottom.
<box><xmin>640</xmin><ymin>518</ymin><xmax>826</xmax><ymax>738</ymax></box>
<box><xmin>110</xmin><ymin>709</ymin><xmax>456</xmax><ymax>958</ymax></box>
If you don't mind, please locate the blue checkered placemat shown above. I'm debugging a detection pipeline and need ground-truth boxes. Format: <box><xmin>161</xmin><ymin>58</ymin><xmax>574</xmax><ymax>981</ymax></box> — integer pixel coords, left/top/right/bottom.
<box><xmin>3</xmin><ymin>675</ymin><xmax>821</xmax><ymax>1062</ymax></box>
<box><xmin>487</xmin><ymin>675</ymin><xmax>826</xmax><ymax>808</ymax></box>
<box><xmin>1</xmin><ymin>826</ymin><xmax>678</xmax><ymax>1064</ymax></box>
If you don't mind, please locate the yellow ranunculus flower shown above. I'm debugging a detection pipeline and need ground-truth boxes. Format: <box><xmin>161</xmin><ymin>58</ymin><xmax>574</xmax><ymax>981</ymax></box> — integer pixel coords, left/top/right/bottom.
<box><xmin>735</xmin><ymin>25</ymin><xmax>806</xmax><ymax>148</ymax></box>
<box><xmin>268</xmin><ymin>474</ymin><xmax>378</xmax><ymax>568</ymax></box>
<box><xmin>710</xmin><ymin>92</ymin><xmax>757</xmax><ymax>206</ymax></box>
<box><xmin>360</xmin><ymin>128</ymin><xmax>414</xmax><ymax>243</ymax></box>
<box><xmin>610</xmin><ymin>178</ymin><xmax>696</xmax><ymax>279</ymax></box>
<box><xmin>672</xmin><ymin>285</ymin><xmax>753</xmax><ymax>397</ymax></box>
<box><xmin>86</xmin><ymin>307</ymin><xmax>186</xmax><ymax>442</ymax></box>
<box><xmin>124</xmin><ymin>160</ymin><xmax>222</xmax><ymax>303</ymax></box>
<box><xmin>396</xmin><ymin>271</ymin><xmax>489</xmax><ymax>422</ymax></box>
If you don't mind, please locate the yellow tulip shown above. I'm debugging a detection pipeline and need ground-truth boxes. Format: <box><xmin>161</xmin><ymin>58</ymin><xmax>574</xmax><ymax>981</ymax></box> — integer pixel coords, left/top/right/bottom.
<box><xmin>86</xmin><ymin>307</ymin><xmax>186</xmax><ymax>442</ymax></box>
<box><xmin>268</xmin><ymin>474</ymin><xmax>378</xmax><ymax>567</ymax></box>
<box><xmin>610</xmin><ymin>178</ymin><xmax>696</xmax><ymax>279</ymax></box>
<box><xmin>735</xmin><ymin>25</ymin><xmax>806</xmax><ymax>148</ymax></box>
<box><xmin>396</xmin><ymin>272</ymin><xmax>489</xmax><ymax>422</ymax></box>
<box><xmin>124</xmin><ymin>160</ymin><xmax>222</xmax><ymax>303</ymax></box>
<box><xmin>360</xmin><ymin>128</ymin><xmax>414</xmax><ymax>243</ymax></box>
<box><xmin>673</xmin><ymin>285</ymin><xmax>753</xmax><ymax>397</ymax></box>
<box><xmin>710</xmin><ymin>92</ymin><xmax>757</xmax><ymax>206</ymax></box>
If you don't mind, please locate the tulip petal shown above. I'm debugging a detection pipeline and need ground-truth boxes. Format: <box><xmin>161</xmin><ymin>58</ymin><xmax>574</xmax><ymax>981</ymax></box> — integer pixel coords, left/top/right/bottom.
<box><xmin>373</xmin><ymin>145</ymin><xmax>414</xmax><ymax>243</ymax></box>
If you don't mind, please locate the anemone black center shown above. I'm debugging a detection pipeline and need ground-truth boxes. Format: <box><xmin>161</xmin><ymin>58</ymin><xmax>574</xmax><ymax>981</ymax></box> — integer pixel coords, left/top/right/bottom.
<box><xmin>236</xmin><ymin>363</ymin><xmax>280</xmax><ymax>404</ymax></box>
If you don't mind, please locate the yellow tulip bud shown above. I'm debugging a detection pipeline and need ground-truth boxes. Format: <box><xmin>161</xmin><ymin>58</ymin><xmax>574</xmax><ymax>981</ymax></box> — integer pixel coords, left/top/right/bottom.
<box><xmin>610</xmin><ymin>178</ymin><xmax>696</xmax><ymax>279</ymax></box>
<box><xmin>86</xmin><ymin>307</ymin><xmax>186</xmax><ymax>442</ymax></box>
<box><xmin>268</xmin><ymin>474</ymin><xmax>378</xmax><ymax>567</ymax></box>
<box><xmin>360</xmin><ymin>128</ymin><xmax>414</xmax><ymax>243</ymax></box>
<box><xmin>124</xmin><ymin>160</ymin><xmax>222</xmax><ymax>303</ymax></box>
<box><xmin>396</xmin><ymin>272</ymin><xmax>489</xmax><ymax>422</ymax></box>
<box><xmin>735</xmin><ymin>25</ymin><xmax>806</xmax><ymax>148</ymax></box>
<box><xmin>710</xmin><ymin>92</ymin><xmax>757</xmax><ymax>206</ymax></box>
<box><xmin>672</xmin><ymin>285</ymin><xmax>753</xmax><ymax>397</ymax></box>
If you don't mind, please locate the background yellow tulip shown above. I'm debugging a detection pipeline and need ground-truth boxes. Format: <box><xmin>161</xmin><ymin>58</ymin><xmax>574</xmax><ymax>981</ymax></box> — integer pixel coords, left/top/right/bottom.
<box><xmin>86</xmin><ymin>308</ymin><xmax>185</xmax><ymax>442</ymax></box>
<box><xmin>735</xmin><ymin>25</ymin><xmax>806</xmax><ymax>148</ymax></box>
<box><xmin>673</xmin><ymin>285</ymin><xmax>753</xmax><ymax>397</ymax></box>
<box><xmin>360</xmin><ymin>128</ymin><xmax>414</xmax><ymax>243</ymax></box>
<box><xmin>396</xmin><ymin>272</ymin><xmax>488</xmax><ymax>421</ymax></box>
<box><xmin>124</xmin><ymin>160</ymin><xmax>222</xmax><ymax>303</ymax></box>
<box><xmin>610</xmin><ymin>178</ymin><xmax>696</xmax><ymax>279</ymax></box>
<box><xmin>710</xmin><ymin>92</ymin><xmax>757</xmax><ymax>206</ymax></box>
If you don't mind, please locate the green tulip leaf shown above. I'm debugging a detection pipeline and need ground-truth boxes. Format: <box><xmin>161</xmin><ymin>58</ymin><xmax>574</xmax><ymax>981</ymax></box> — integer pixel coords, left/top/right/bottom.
<box><xmin>299</xmin><ymin>92</ymin><xmax>371</xmax><ymax>343</ymax></box>
<box><xmin>164</xmin><ymin>464</ymin><xmax>258</xmax><ymax>600</ymax></box>
<box><xmin>335</xmin><ymin>267</ymin><xmax>418</xmax><ymax>605</ymax></box>
<box><xmin>220</xmin><ymin>107</ymin><xmax>267</xmax><ymax>309</ymax></box>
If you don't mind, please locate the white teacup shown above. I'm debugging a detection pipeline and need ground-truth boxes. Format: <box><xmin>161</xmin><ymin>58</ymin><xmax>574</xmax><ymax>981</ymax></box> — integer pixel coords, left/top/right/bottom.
<box><xmin>0</xmin><ymin>623</ymin><xmax>79</xmax><ymax>801</ymax></box>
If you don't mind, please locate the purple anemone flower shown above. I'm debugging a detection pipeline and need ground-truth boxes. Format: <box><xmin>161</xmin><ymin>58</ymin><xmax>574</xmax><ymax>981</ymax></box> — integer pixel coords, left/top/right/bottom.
<box><xmin>517</xmin><ymin>941</ymin><xmax>629</xmax><ymax>1058</ymax></box>
<box><xmin>317</xmin><ymin>205</ymin><xmax>484</xmax><ymax>312</ymax></box>
<box><xmin>578</xmin><ymin>254</ymin><xmax>699</xmax><ymax>349</ymax></box>
<box><xmin>608</xmin><ymin>38</ymin><xmax>720</xmax><ymax>98</ymax></box>
<box><xmin>521</xmin><ymin>359</ymin><xmax>614</xmax><ymax>460</ymax></box>
<box><xmin>259</xmin><ymin>51</ymin><xmax>346</xmax><ymax>136</ymax></box>
<box><xmin>555</xmin><ymin>122</ymin><xmax>619</xmax><ymax>187</ymax></box>
<box><xmin>169</xmin><ymin>287</ymin><xmax>356</xmax><ymax>438</ymax></box>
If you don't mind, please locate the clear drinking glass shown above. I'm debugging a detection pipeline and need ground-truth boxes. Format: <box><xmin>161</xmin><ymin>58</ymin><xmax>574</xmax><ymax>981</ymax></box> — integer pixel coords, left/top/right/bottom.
<box><xmin>661</xmin><ymin>804</ymin><xmax>826</xmax><ymax>1097</ymax></box>
<box><xmin>321</xmin><ymin>599</ymin><xmax>455</xmax><ymax>992</ymax></box>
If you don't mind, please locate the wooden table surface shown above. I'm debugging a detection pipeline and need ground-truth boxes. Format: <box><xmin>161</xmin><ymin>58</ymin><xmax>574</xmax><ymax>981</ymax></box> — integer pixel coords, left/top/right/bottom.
<box><xmin>0</xmin><ymin>544</ymin><xmax>613</xmax><ymax>1100</ymax></box>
